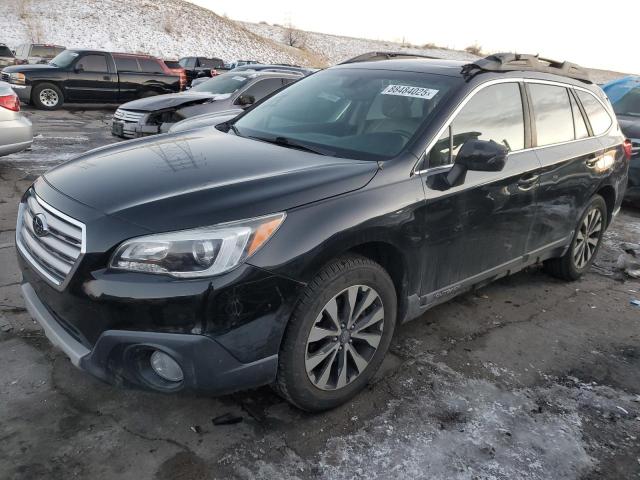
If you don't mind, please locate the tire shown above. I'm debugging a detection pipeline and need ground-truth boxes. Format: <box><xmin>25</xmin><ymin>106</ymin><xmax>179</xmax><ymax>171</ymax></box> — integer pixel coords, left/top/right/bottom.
<box><xmin>544</xmin><ymin>195</ymin><xmax>608</xmax><ymax>281</ymax></box>
<box><xmin>275</xmin><ymin>255</ymin><xmax>397</xmax><ymax>412</ymax></box>
<box><xmin>32</xmin><ymin>83</ymin><xmax>64</xmax><ymax>110</ymax></box>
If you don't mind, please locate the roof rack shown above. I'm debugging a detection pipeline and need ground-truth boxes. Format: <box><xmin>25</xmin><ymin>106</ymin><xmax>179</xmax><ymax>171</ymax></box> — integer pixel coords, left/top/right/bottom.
<box><xmin>340</xmin><ymin>51</ymin><xmax>439</xmax><ymax>64</ymax></box>
<box><xmin>461</xmin><ymin>53</ymin><xmax>592</xmax><ymax>83</ymax></box>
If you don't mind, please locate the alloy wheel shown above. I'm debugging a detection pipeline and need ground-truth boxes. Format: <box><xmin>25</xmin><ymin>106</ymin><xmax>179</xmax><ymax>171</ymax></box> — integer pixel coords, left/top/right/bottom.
<box><xmin>573</xmin><ymin>207</ymin><xmax>603</xmax><ymax>269</ymax></box>
<box><xmin>39</xmin><ymin>89</ymin><xmax>59</xmax><ymax>107</ymax></box>
<box><xmin>305</xmin><ymin>285</ymin><xmax>384</xmax><ymax>391</ymax></box>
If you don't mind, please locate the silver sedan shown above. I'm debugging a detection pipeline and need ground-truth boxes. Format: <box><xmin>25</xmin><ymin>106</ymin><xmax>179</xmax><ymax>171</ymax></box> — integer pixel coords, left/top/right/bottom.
<box><xmin>0</xmin><ymin>81</ymin><xmax>33</xmax><ymax>157</ymax></box>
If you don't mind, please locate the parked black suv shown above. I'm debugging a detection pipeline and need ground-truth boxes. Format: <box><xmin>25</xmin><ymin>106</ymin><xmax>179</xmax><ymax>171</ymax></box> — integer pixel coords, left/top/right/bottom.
<box><xmin>2</xmin><ymin>50</ymin><xmax>180</xmax><ymax>109</ymax></box>
<box><xmin>178</xmin><ymin>56</ymin><xmax>227</xmax><ymax>85</ymax></box>
<box><xmin>0</xmin><ymin>43</ymin><xmax>16</xmax><ymax>68</ymax></box>
<box><xmin>16</xmin><ymin>53</ymin><xmax>629</xmax><ymax>411</ymax></box>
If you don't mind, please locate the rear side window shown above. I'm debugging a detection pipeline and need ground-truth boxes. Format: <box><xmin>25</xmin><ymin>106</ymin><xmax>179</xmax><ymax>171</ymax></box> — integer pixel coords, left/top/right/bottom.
<box><xmin>0</xmin><ymin>46</ymin><xmax>13</xmax><ymax>57</ymax></box>
<box><xmin>240</xmin><ymin>78</ymin><xmax>284</xmax><ymax>102</ymax></box>
<box><xmin>78</xmin><ymin>55</ymin><xmax>108</xmax><ymax>73</ymax></box>
<box><xmin>569</xmin><ymin>92</ymin><xmax>589</xmax><ymax>140</ymax></box>
<box><xmin>114</xmin><ymin>56</ymin><xmax>139</xmax><ymax>72</ymax></box>
<box><xmin>199</xmin><ymin>58</ymin><xmax>223</xmax><ymax>69</ymax></box>
<box><xmin>576</xmin><ymin>90</ymin><xmax>612</xmax><ymax>135</ymax></box>
<box><xmin>427</xmin><ymin>83</ymin><xmax>524</xmax><ymax>167</ymax></box>
<box><xmin>138</xmin><ymin>58</ymin><xmax>164</xmax><ymax>74</ymax></box>
<box><xmin>529</xmin><ymin>84</ymin><xmax>574</xmax><ymax>146</ymax></box>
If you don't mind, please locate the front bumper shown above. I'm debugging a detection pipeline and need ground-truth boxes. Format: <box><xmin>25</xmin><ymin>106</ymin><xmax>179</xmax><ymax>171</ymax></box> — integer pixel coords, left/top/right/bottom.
<box><xmin>111</xmin><ymin>118</ymin><xmax>159</xmax><ymax>139</ymax></box>
<box><xmin>8</xmin><ymin>84</ymin><xmax>31</xmax><ymax>103</ymax></box>
<box><xmin>22</xmin><ymin>281</ymin><xmax>280</xmax><ymax>394</ymax></box>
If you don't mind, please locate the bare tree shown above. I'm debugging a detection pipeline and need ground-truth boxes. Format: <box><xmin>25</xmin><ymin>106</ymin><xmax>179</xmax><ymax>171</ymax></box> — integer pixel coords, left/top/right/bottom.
<box><xmin>465</xmin><ymin>44</ymin><xmax>483</xmax><ymax>56</ymax></box>
<box><xmin>282</xmin><ymin>23</ymin><xmax>307</xmax><ymax>48</ymax></box>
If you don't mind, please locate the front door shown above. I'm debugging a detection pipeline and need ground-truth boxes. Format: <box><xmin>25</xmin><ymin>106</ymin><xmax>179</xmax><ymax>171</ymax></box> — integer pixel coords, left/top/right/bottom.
<box><xmin>65</xmin><ymin>53</ymin><xmax>118</xmax><ymax>102</ymax></box>
<box><xmin>419</xmin><ymin>81</ymin><xmax>540</xmax><ymax>299</ymax></box>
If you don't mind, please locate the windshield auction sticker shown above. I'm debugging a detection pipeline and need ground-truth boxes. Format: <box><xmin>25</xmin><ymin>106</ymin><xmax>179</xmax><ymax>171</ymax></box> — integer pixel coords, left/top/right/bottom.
<box><xmin>381</xmin><ymin>84</ymin><xmax>439</xmax><ymax>99</ymax></box>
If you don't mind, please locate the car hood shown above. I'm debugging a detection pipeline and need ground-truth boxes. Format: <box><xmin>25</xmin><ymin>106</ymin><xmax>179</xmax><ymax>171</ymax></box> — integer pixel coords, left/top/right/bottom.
<box><xmin>2</xmin><ymin>64</ymin><xmax>58</xmax><ymax>73</ymax></box>
<box><xmin>119</xmin><ymin>92</ymin><xmax>231</xmax><ymax>112</ymax></box>
<box><xmin>43</xmin><ymin>129</ymin><xmax>379</xmax><ymax>232</ymax></box>
<box><xmin>169</xmin><ymin>109</ymin><xmax>243</xmax><ymax>133</ymax></box>
<box><xmin>617</xmin><ymin>115</ymin><xmax>640</xmax><ymax>139</ymax></box>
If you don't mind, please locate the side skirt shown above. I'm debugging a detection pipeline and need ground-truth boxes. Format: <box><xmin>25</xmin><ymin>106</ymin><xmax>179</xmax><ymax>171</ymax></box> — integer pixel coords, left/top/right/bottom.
<box><xmin>401</xmin><ymin>237</ymin><xmax>569</xmax><ymax>323</ymax></box>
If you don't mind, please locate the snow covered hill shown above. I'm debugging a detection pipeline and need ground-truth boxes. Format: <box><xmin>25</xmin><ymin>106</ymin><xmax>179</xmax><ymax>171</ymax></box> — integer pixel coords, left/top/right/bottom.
<box><xmin>0</xmin><ymin>0</ymin><xmax>474</xmax><ymax>67</ymax></box>
<box><xmin>241</xmin><ymin>22</ymin><xmax>479</xmax><ymax>65</ymax></box>
<box><xmin>0</xmin><ymin>0</ymin><xmax>317</xmax><ymax>65</ymax></box>
<box><xmin>0</xmin><ymin>0</ymin><xmax>626</xmax><ymax>81</ymax></box>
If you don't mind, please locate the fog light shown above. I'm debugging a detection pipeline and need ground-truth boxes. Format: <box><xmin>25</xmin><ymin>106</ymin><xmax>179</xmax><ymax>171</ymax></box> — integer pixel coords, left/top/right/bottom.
<box><xmin>150</xmin><ymin>351</ymin><xmax>184</xmax><ymax>382</ymax></box>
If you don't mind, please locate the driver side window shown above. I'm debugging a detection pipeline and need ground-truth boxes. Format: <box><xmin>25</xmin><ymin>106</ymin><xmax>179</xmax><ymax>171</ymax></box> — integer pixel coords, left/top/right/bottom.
<box><xmin>426</xmin><ymin>82</ymin><xmax>525</xmax><ymax>168</ymax></box>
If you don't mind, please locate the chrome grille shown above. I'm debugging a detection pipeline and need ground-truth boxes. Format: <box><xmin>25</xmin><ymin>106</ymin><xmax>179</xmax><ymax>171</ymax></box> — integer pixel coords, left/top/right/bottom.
<box><xmin>1</xmin><ymin>72</ymin><xmax>9</xmax><ymax>82</ymax></box>
<box><xmin>16</xmin><ymin>191</ymin><xmax>85</xmax><ymax>288</ymax></box>
<box><xmin>113</xmin><ymin>109</ymin><xmax>145</xmax><ymax>123</ymax></box>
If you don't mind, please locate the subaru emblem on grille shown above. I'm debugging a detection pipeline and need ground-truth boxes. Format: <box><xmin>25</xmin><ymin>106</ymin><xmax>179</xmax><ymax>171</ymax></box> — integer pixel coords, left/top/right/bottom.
<box><xmin>33</xmin><ymin>213</ymin><xmax>49</xmax><ymax>237</ymax></box>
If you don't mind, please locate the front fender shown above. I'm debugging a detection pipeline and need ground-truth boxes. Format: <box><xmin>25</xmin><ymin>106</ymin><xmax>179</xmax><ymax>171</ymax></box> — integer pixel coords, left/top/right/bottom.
<box><xmin>248</xmin><ymin>168</ymin><xmax>426</xmax><ymax>298</ymax></box>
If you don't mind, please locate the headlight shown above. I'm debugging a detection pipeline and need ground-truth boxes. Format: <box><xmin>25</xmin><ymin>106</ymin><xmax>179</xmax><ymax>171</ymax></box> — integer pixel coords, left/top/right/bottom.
<box><xmin>9</xmin><ymin>72</ymin><xmax>25</xmax><ymax>85</ymax></box>
<box><xmin>109</xmin><ymin>213</ymin><xmax>285</xmax><ymax>278</ymax></box>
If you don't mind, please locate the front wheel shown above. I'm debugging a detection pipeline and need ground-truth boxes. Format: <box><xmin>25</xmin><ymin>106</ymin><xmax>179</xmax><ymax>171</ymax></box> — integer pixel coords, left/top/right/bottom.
<box><xmin>32</xmin><ymin>83</ymin><xmax>64</xmax><ymax>110</ymax></box>
<box><xmin>544</xmin><ymin>195</ymin><xmax>608</xmax><ymax>281</ymax></box>
<box><xmin>275</xmin><ymin>255</ymin><xmax>397</xmax><ymax>412</ymax></box>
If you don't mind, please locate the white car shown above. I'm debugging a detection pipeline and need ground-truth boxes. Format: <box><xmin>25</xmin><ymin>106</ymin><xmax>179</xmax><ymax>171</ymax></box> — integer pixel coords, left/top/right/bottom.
<box><xmin>0</xmin><ymin>81</ymin><xmax>32</xmax><ymax>157</ymax></box>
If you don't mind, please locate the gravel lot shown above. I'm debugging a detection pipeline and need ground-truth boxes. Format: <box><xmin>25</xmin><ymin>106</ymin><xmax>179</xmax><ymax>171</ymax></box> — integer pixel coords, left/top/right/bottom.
<box><xmin>1</xmin><ymin>107</ymin><xmax>639</xmax><ymax>480</ymax></box>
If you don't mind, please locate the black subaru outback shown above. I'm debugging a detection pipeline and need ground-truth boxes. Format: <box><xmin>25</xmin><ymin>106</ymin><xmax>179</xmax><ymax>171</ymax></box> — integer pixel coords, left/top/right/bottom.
<box><xmin>16</xmin><ymin>53</ymin><xmax>630</xmax><ymax>411</ymax></box>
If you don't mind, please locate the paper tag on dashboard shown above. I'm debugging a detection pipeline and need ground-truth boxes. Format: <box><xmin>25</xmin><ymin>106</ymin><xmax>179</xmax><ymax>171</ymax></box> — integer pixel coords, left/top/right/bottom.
<box><xmin>381</xmin><ymin>84</ymin><xmax>439</xmax><ymax>99</ymax></box>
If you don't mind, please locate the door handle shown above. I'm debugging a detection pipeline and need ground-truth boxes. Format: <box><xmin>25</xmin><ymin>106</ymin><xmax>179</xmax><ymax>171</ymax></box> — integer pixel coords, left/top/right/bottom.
<box><xmin>585</xmin><ymin>155</ymin><xmax>600</xmax><ymax>168</ymax></box>
<box><xmin>103</xmin><ymin>75</ymin><xmax>111</xmax><ymax>81</ymax></box>
<box><xmin>518</xmin><ymin>173</ymin><xmax>539</xmax><ymax>190</ymax></box>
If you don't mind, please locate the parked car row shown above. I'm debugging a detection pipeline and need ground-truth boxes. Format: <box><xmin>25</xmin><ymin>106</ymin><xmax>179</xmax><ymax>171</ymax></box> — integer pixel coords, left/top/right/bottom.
<box><xmin>14</xmin><ymin>52</ymin><xmax>631</xmax><ymax>411</ymax></box>
<box><xmin>112</xmin><ymin>71</ymin><xmax>302</xmax><ymax>138</ymax></box>
<box><xmin>0</xmin><ymin>41</ymin><xmax>307</xmax><ymax>110</ymax></box>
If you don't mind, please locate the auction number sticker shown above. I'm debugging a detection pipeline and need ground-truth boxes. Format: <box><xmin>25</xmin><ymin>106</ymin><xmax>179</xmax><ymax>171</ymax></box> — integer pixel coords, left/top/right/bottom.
<box><xmin>381</xmin><ymin>84</ymin><xmax>439</xmax><ymax>99</ymax></box>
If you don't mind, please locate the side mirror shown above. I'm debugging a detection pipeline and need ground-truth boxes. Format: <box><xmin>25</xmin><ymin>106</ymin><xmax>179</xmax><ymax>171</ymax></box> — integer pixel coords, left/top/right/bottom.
<box><xmin>455</xmin><ymin>139</ymin><xmax>508</xmax><ymax>172</ymax></box>
<box><xmin>236</xmin><ymin>94</ymin><xmax>255</xmax><ymax>107</ymax></box>
<box><xmin>74</xmin><ymin>64</ymin><xmax>85</xmax><ymax>73</ymax></box>
<box><xmin>442</xmin><ymin>140</ymin><xmax>508</xmax><ymax>190</ymax></box>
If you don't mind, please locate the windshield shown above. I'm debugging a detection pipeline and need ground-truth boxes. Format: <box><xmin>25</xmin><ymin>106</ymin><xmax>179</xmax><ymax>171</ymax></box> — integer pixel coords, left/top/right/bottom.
<box><xmin>32</xmin><ymin>46</ymin><xmax>64</xmax><ymax>58</ymax></box>
<box><xmin>190</xmin><ymin>73</ymin><xmax>250</xmax><ymax>94</ymax></box>
<box><xmin>0</xmin><ymin>46</ymin><xmax>13</xmax><ymax>57</ymax></box>
<box><xmin>49</xmin><ymin>50</ymin><xmax>79</xmax><ymax>68</ymax></box>
<box><xmin>234</xmin><ymin>68</ymin><xmax>459</xmax><ymax>160</ymax></box>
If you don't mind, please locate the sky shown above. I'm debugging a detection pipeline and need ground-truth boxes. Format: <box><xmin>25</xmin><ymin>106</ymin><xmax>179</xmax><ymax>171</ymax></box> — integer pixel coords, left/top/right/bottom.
<box><xmin>186</xmin><ymin>0</ymin><xmax>638</xmax><ymax>74</ymax></box>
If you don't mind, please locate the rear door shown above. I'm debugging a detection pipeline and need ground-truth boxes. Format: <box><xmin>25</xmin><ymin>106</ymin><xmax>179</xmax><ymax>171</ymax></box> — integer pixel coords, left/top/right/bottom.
<box><xmin>419</xmin><ymin>81</ymin><xmax>541</xmax><ymax>297</ymax></box>
<box><xmin>113</xmin><ymin>55</ymin><xmax>141</xmax><ymax>101</ymax></box>
<box><xmin>65</xmin><ymin>53</ymin><xmax>118</xmax><ymax>102</ymax></box>
<box><xmin>526</xmin><ymin>82</ymin><xmax>609</xmax><ymax>251</ymax></box>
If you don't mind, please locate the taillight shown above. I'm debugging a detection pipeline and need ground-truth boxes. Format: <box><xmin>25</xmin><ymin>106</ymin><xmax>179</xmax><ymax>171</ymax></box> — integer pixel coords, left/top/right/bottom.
<box><xmin>210</xmin><ymin>69</ymin><xmax>217</xmax><ymax>77</ymax></box>
<box><xmin>0</xmin><ymin>93</ymin><xmax>19</xmax><ymax>112</ymax></box>
<box><xmin>623</xmin><ymin>139</ymin><xmax>633</xmax><ymax>160</ymax></box>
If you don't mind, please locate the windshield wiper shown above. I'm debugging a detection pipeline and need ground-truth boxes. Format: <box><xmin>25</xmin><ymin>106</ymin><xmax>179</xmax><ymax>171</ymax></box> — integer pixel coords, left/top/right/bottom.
<box><xmin>253</xmin><ymin>136</ymin><xmax>335</xmax><ymax>157</ymax></box>
<box><xmin>229</xmin><ymin>124</ymin><xmax>241</xmax><ymax>136</ymax></box>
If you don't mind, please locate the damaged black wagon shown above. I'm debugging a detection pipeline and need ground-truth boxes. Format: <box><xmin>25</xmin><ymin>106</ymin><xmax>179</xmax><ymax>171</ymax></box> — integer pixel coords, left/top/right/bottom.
<box><xmin>17</xmin><ymin>53</ymin><xmax>630</xmax><ymax>411</ymax></box>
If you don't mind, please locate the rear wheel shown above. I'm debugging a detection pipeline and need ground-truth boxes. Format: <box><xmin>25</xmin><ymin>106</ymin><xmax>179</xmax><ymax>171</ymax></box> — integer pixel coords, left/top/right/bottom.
<box><xmin>275</xmin><ymin>255</ymin><xmax>397</xmax><ymax>412</ymax></box>
<box><xmin>32</xmin><ymin>83</ymin><xmax>64</xmax><ymax>110</ymax></box>
<box><xmin>544</xmin><ymin>195</ymin><xmax>607</xmax><ymax>281</ymax></box>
